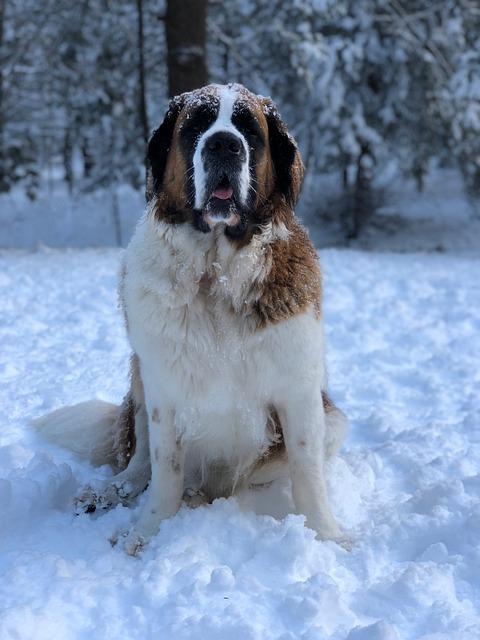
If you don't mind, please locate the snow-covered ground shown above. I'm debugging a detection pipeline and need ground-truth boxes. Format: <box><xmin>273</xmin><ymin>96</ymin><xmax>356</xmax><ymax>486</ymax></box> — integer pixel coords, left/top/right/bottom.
<box><xmin>0</xmin><ymin>247</ymin><xmax>479</xmax><ymax>639</ymax></box>
<box><xmin>0</xmin><ymin>184</ymin><xmax>143</xmax><ymax>249</ymax></box>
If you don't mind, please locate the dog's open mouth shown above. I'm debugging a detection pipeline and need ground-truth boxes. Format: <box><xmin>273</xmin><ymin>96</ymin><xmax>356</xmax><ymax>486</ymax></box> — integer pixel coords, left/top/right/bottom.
<box><xmin>204</xmin><ymin>176</ymin><xmax>240</xmax><ymax>228</ymax></box>
<box><xmin>209</xmin><ymin>175</ymin><xmax>234</xmax><ymax>204</ymax></box>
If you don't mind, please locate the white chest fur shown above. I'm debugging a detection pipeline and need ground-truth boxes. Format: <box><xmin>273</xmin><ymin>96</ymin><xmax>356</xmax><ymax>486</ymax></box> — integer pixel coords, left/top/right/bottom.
<box><xmin>122</xmin><ymin>214</ymin><xmax>326</xmax><ymax>478</ymax></box>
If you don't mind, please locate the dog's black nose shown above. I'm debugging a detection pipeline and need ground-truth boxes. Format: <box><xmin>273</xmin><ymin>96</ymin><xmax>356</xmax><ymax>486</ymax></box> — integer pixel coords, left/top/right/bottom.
<box><xmin>205</xmin><ymin>131</ymin><xmax>242</xmax><ymax>156</ymax></box>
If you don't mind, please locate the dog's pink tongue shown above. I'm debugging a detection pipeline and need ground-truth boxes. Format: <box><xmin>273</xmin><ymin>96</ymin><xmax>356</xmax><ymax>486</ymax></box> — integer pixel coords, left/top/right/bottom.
<box><xmin>212</xmin><ymin>186</ymin><xmax>233</xmax><ymax>200</ymax></box>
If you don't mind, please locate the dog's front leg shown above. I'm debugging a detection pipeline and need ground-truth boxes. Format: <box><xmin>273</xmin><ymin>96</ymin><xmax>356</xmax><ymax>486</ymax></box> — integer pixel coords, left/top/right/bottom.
<box><xmin>124</xmin><ymin>402</ymin><xmax>184</xmax><ymax>556</ymax></box>
<box><xmin>281</xmin><ymin>388</ymin><xmax>343</xmax><ymax>543</ymax></box>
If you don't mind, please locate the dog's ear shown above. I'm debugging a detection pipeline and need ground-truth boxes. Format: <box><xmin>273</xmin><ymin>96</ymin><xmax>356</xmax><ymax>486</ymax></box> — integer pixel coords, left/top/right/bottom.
<box><xmin>262</xmin><ymin>98</ymin><xmax>304</xmax><ymax>208</ymax></box>
<box><xmin>146</xmin><ymin>96</ymin><xmax>184</xmax><ymax>201</ymax></box>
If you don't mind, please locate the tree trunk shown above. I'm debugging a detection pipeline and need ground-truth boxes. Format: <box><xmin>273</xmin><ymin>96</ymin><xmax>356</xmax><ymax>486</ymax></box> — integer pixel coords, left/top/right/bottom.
<box><xmin>81</xmin><ymin>135</ymin><xmax>94</xmax><ymax>179</ymax></box>
<box><xmin>111</xmin><ymin>188</ymin><xmax>122</xmax><ymax>247</ymax></box>
<box><xmin>350</xmin><ymin>145</ymin><xmax>373</xmax><ymax>240</ymax></box>
<box><xmin>340</xmin><ymin>148</ymin><xmax>374</xmax><ymax>242</ymax></box>
<box><xmin>0</xmin><ymin>0</ymin><xmax>6</xmax><ymax>192</ymax></box>
<box><xmin>63</xmin><ymin>125</ymin><xmax>74</xmax><ymax>193</ymax></box>
<box><xmin>165</xmin><ymin>0</ymin><xmax>208</xmax><ymax>97</ymax></box>
<box><xmin>136</xmin><ymin>0</ymin><xmax>149</xmax><ymax>146</ymax></box>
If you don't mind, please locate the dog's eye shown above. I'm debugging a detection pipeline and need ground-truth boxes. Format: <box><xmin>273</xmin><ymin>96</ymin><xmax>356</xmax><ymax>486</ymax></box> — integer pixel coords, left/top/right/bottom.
<box><xmin>190</xmin><ymin>116</ymin><xmax>206</xmax><ymax>130</ymax></box>
<box><xmin>232</xmin><ymin>109</ymin><xmax>263</xmax><ymax>147</ymax></box>
<box><xmin>185</xmin><ymin>107</ymin><xmax>216</xmax><ymax>136</ymax></box>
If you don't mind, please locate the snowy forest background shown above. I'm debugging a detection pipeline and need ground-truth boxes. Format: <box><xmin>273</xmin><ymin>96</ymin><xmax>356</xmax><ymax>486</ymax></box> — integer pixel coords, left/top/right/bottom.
<box><xmin>1</xmin><ymin>5</ymin><xmax>480</xmax><ymax>634</ymax></box>
<box><xmin>0</xmin><ymin>0</ymin><xmax>479</xmax><ymax>249</ymax></box>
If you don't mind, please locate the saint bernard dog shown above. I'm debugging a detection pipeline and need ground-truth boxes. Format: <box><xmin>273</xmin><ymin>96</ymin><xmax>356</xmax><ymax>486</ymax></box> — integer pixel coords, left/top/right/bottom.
<box><xmin>35</xmin><ymin>83</ymin><xmax>348</xmax><ymax>555</ymax></box>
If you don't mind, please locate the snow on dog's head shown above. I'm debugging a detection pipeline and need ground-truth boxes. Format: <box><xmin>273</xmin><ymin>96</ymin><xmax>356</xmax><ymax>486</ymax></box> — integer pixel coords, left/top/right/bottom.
<box><xmin>146</xmin><ymin>83</ymin><xmax>304</xmax><ymax>238</ymax></box>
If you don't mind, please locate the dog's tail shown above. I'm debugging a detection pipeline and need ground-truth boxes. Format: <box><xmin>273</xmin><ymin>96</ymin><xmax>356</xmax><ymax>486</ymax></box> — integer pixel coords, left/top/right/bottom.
<box><xmin>32</xmin><ymin>399</ymin><xmax>132</xmax><ymax>470</ymax></box>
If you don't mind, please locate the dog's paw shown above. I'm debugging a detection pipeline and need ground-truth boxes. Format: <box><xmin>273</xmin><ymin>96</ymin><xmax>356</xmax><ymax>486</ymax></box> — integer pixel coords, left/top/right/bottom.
<box><xmin>110</xmin><ymin>527</ymin><xmax>148</xmax><ymax>556</ymax></box>
<box><xmin>113</xmin><ymin>480</ymin><xmax>135</xmax><ymax>500</ymax></box>
<box><xmin>334</xmin><ymin>533</ymin><xmax>355</xmax><ymax>552</ymax></box>
<box><xmin>123</xmin><ymin>529</ymin><xmax>147</xmax><ymax>557</ymax></box>
<box><xmin>108</xmin><ymin>527</ymin><xmax>129</xmax><ymax>548</ymax></box>
<box><xmin>74</xmin><ymin>481</ymin><xmax>135</xmax><ymax>515</ymax></box>
<box><xmin>317</xmin><ymin>531</ymin><xmax>355</xmax><ymax>551</ymax></box>
<box><xmin>183</xmin><ymin>487</ymin><xmax>208</xmax><ymax>508</ymax></box>
<box><xmin>74</xmin><ymin>485</ymin><xmax>102</xmax><ymax>514</ymax></box>
<box><xmin>311</xmin><ymin>523</ymin><xmax>354</xmax><ymax>551</ymax></box>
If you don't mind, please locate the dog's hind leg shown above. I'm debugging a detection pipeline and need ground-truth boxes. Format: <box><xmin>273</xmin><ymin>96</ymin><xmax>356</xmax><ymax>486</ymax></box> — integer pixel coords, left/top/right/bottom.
<box><xmin>75</xmin><ymin>402</ymin><xmax>150</xmax><ymax>513</ymax></box>
<box><xmin>75</xmin><ymin>355</ymin><xmax>151</xmax><ymax>513</ymax></box>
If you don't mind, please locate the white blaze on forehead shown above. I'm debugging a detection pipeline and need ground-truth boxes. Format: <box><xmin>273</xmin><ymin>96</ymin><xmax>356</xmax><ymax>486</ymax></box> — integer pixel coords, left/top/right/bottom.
<box><xmin>193</xmin><ymin>85</ymin><xmax>250</xmax><ymax>210</ymax></box>
<box><xmin>215</xmin><ymin>84</ymin><xmax>237</xmax><ymax>127</ymax></box>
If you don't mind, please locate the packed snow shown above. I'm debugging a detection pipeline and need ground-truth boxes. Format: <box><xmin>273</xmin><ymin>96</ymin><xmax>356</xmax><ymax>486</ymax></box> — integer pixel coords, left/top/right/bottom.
<box><xmin>0</xmin><ymin>247</ymin><xmax>479</xmax><ymax>639</ymax></box>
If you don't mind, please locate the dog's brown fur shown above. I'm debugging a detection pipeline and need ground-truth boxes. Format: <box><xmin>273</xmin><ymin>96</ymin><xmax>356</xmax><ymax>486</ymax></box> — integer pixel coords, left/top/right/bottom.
<box><xmin>113</xmin><ymin>354</ymin><xmax>144</xmax><ymax>471</ymax></box>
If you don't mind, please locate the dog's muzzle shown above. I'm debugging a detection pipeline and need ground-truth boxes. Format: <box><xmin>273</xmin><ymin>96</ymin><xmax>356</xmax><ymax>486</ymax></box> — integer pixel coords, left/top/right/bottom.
<box><xmin>201</xmin><ymin>131</ymin><xmax>247</xmax><ymax>226</ymax></box>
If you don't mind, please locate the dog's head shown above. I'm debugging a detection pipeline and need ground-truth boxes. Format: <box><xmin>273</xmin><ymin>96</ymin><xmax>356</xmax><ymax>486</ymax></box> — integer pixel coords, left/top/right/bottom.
<box><xmin>147</xmin><ymin>83</ymin><xmax>304</xmax><ymax>234</ymax></box>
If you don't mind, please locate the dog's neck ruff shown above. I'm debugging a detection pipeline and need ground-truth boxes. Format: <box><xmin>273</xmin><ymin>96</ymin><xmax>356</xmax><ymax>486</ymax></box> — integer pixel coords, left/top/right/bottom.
<box><xmin>142</xmin><ymin>199</ymin><xmax>319</xmax><ymax>332</ymax></box>
<box><xmin>148</xmin><ymin>210</ymin><xmax>274</xmax><ymax>315</ymax></box>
